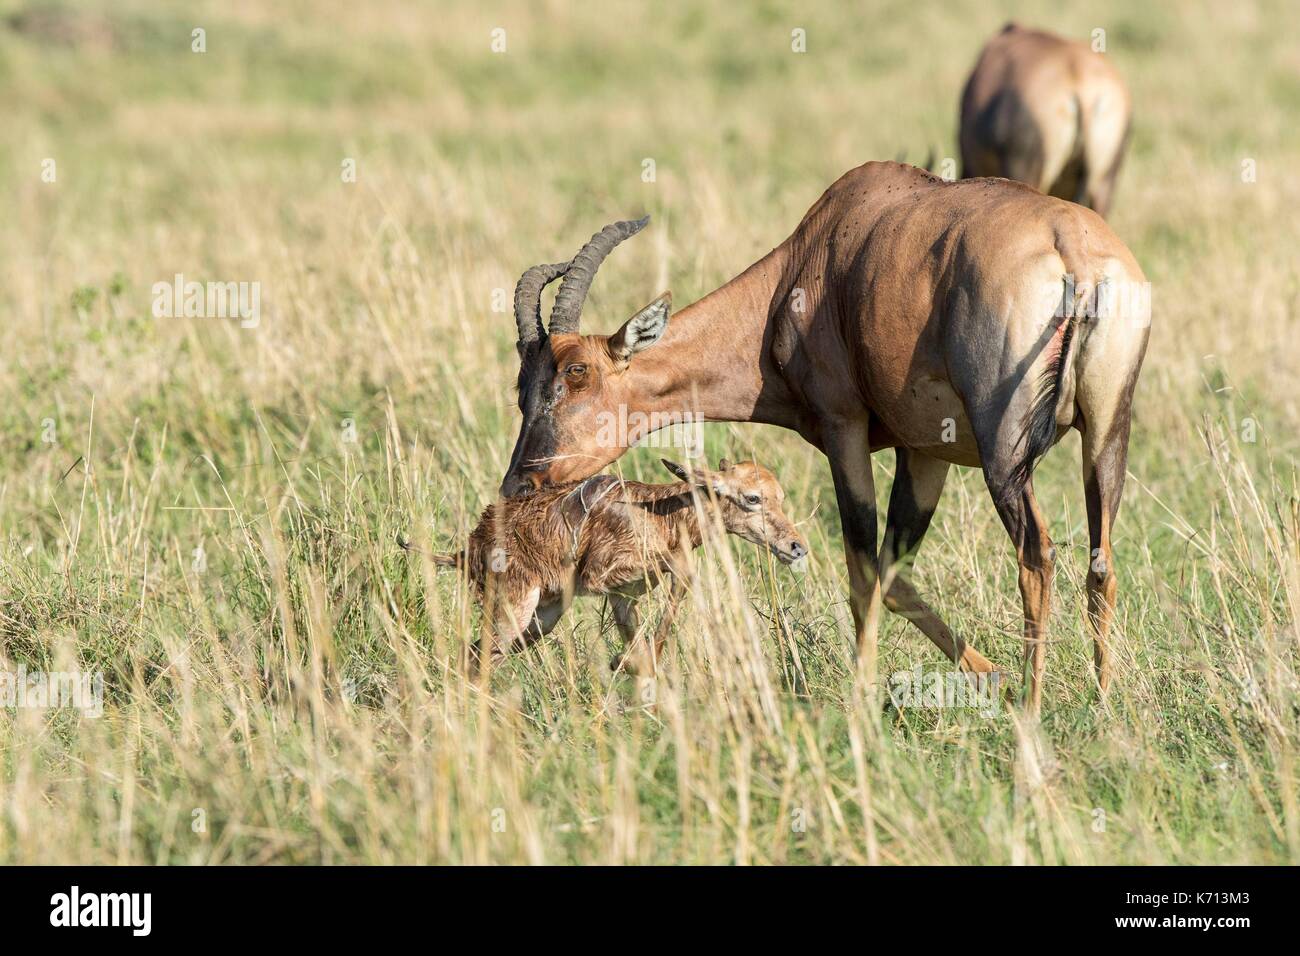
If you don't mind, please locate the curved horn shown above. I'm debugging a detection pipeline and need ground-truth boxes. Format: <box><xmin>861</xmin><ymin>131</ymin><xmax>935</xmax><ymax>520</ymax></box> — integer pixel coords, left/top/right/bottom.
<box><xmin>548</xmin><ymin>216</ymin><xmax>650</xmax><ymax>335</ymax></box>
<box><xmin>513</xmin><ymin>262</ymin><xmax>569</xmax><ymax>352</ymax></box>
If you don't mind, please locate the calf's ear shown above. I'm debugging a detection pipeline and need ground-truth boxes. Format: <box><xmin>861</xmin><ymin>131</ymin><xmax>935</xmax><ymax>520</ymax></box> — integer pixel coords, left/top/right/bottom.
<box><xmin>661</xmin><ymin>458</ymin><xmax>690</xmax><ymax>481</ymax></box>
<box><xmin>608</xmin><ymin>293</ymin><xmax>671</xmax><ymax>366</ymax></box>
<box><xmin>661</xmin><ymin>458</ymin><xmax>720</xmax><ymax>493</ymax></box>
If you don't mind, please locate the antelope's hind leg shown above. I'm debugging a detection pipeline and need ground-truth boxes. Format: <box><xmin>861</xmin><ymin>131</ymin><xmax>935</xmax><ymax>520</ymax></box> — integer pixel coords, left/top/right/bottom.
<box><xmin>964</xmin><ymin>347</ymin><xmax>1061</xmax><ymax>714</ymax></box>
<box><xmin>1082</xmin><ymin>414</ymin><xmax>1131</xmax><ymax>696</ymax></box>
<box><xmin>984</xmin><ymin>475</ymin><xmax>1055</xmax><ymax>717</ymax></box>
<box><xmin>879</xmin><ymin>449</ymin><xmax>998</xmax><ymax>675</ymax></box>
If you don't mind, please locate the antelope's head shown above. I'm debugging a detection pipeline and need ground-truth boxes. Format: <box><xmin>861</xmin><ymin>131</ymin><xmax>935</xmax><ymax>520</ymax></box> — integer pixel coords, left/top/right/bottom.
<box><xmin>661</xmin><ymin>458</ymin><xmax>808</xmax><ymax>566</ymax></box>
<box><xmin>501</xmin><ymin>216</ymin><xmax>671</xmax><ymax>497</ymax></box>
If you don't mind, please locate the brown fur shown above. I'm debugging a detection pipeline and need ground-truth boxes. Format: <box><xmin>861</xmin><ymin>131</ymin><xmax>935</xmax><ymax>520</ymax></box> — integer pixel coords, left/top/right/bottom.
<box><xmin>502</xmin><ymin>160</ymin><xmax>1150</xmax><ymax>713</ymax></box>
<box><xmin>959</xmin><ymin>23</ymin><xmax>1132</xmax><ymax>217</ymax></box>
<box><xmin>444</xmin><ymin>460</ymin><xmax>805</xmax><ymax>675</ymax></box>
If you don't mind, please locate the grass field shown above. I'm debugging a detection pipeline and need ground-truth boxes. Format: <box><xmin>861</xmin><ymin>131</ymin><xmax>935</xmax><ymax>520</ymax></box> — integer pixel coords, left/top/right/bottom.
<box><xmin>1</xmin><ymin>0</ymin><xmax>1297</xmax><ymax>864</ymax></box>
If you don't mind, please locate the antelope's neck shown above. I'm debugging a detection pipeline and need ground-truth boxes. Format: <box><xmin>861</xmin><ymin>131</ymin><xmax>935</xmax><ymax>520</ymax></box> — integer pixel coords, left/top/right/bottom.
<box><xmin>620</xmin><ymin>245</ymin><xmax>797</xmax><ymax>432</ymax></box>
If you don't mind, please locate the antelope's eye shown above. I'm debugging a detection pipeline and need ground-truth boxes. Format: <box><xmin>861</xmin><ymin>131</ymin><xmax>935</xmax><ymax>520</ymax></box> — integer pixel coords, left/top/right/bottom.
<box><xmin>743</xmin><ymin>493</ymin><xmax>761</xmax><ymax>507</ymax></box>
<box><xmin>565</xmin><ymin>364</ymin><xmax>587</xmax><ymax>378</ymax></box>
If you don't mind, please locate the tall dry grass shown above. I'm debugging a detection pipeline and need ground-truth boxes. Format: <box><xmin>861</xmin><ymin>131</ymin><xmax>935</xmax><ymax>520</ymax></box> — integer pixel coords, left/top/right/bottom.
<box><xmin>0</xmin><ymin>0</ymin><xmax>1297</xmax><ymax>863</ymax></box>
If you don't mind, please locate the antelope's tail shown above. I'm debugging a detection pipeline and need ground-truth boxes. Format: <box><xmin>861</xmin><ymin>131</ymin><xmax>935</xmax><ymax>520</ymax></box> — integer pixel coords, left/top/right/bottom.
<box><xmin>396</xmin><ymin>532</ymin><xmax>464</xmax><ymax>569</ymax></box>
<box><xmin>1008</xmin><ymin>275</ymin><xmax>1092</xmax><ymax>490</ymax></box>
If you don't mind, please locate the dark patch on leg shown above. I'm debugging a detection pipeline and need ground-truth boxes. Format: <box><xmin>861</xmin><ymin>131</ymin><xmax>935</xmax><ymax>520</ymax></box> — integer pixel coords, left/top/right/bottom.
<box><xmin>832</xmin><ymin>478</ymin><xmax>878</xmax><ymax>557</ymax></box>
<box><xmin>881</xmin><ymin>451</ymin><xmax>937</xmax><ymax>565</ymax></box>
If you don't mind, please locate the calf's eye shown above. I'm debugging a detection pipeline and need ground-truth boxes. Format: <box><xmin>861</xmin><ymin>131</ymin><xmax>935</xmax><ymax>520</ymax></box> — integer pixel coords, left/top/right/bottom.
<box><xmin>744</xmin><ymin>493</ymin><xmax>761</xmax><ymax>507</ymax></box>
<box><xmin>565</xmin><ymin>364</ymin><xmax>587</xmax><ymax>378</ymax></box>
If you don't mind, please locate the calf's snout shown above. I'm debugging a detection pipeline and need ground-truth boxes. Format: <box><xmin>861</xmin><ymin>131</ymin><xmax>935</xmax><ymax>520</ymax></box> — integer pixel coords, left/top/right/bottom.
<box><xmin>770</xmin><ymin>534</ymin><xmax>808</xmax><ymax>565</ymax></box>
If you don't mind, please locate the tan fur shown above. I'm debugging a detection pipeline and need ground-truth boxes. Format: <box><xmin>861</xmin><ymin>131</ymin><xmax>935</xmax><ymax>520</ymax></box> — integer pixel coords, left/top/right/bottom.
<box><xmin>503</xmin><ymin>160</ymin><xmax>1149</xmax><ymax>713</ymax></box>
<box><xmin>959</xmin><ymin>23</ymin><xmax>1132</xmax><ymax>217</ymax></box>
<box><xmin>447</xmin><ymin>460</ymin><xmax>805</xmax><ymax>675</ymax></box>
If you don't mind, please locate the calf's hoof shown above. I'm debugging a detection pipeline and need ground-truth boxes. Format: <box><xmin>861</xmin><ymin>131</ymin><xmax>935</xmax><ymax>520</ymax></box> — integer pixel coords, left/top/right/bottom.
<box><xmin>610</xmin><ymin>651</ymin><xmax>655</xmax><ymax>679</ymax></box>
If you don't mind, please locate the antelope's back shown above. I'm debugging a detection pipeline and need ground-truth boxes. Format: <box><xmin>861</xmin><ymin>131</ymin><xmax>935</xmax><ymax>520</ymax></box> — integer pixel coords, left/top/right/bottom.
<box><xmin>784</xmin><ymin>163</ymin><xmax>1146</xmax><ymax>462</ymax></box>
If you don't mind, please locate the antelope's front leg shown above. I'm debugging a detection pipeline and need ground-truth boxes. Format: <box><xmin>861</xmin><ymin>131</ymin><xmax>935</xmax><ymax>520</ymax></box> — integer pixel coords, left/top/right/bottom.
<box><xmin>826</xmin><ymin>419</ymin><xmax>883</xmax><ymax>686</ymax></box>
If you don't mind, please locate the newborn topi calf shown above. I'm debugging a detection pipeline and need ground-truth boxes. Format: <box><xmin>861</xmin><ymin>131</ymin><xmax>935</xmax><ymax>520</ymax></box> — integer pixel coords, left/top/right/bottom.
<box><xmin>426</xmin><ymin>458</ymin><xmax>807</xmax><ymax>675</ymax></box>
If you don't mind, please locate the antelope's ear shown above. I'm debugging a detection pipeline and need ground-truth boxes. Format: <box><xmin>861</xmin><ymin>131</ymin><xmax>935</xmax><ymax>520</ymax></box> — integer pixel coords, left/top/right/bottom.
<box><xmin>608</xmin><ymin>292</ymin><xmax>671</xmax><ymax>365</ymax></box>
<box><xmin>660</xmin><ymin>458</ymin><xmax>690</xmax><ymax>481</ymax></box>
<box><xmin>717</xmin><ymin>457</ymin><xmax>734</xmax><ymax>472</ymax></box>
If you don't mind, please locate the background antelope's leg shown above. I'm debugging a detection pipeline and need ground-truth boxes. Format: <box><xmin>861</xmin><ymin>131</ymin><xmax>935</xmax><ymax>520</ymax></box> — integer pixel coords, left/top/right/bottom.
<box><xmin>1000</xmin><ymin>135</ymin><xmax>1047</xmax><ymax>192</ymax></box>
<box><xmin>880</xmin><ymin>448</ymin><xmax>997</xmax><ymax>674</ymax></box>
<box><xmin>1082</xmin><ymin>416</ymin><xmax>1131</xmax><ymax>694</ymax></box>
<box><xmin>984</xmin><ymin>476</ymin><xmax>1054</xmax><ymax>715</ymax></box>
<box><xmin>826</xmin><ymin>419</ymin><xmax>882</xmax><ymax>684</ymax></box>
<box><xmin>1086</xmin><ymin>167</ymin><xmax>1122</xmax><ymax>220</ymax></box>
<box><xmin>1081</xmin><ymin>113</ymin><xmax>1131</xmax><ymax>219</ymax></box>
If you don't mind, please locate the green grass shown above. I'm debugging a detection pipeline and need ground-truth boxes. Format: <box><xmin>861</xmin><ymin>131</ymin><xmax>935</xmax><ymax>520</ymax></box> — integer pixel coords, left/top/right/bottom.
<box><xmin>0</xmin><ymin>0</ymin><xmax>1297</xmax><ymax>864</ymax></box>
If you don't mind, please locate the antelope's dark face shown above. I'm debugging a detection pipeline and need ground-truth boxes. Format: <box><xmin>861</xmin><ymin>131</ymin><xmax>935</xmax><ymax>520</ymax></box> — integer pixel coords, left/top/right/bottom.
<box><xmin>501</xmin><ymin>217</ymin><xmax>671</xmax><ymax>497</ymax></box>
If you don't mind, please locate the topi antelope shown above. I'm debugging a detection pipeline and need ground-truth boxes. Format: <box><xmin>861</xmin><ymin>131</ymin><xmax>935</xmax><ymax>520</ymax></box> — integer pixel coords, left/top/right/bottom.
<box><xmin>501</xmin><ymin>160</ymin><xmax>1150</xmax><ymax>714</ymax></box>
<box><xmin>959</xmin><ymin>23</ymin><xmax>1132</xmax><ymax>218</ymax></box>
<box><xmin>429</xmin><ymin>458</ymin><xmax>806</xmax><ymax>674</ymax></box>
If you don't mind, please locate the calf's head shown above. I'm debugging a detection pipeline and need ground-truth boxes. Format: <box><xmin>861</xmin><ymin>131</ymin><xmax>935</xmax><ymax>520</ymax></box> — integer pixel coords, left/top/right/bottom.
<box><xmin>501</xmin><ymin>217</ymin><xmax>672</xmax><ymax>497</ymax></box>
<box><xmin>661</xmin><ymin>458</ymin><xmax>808</xmax><ymax>565</ymax></box>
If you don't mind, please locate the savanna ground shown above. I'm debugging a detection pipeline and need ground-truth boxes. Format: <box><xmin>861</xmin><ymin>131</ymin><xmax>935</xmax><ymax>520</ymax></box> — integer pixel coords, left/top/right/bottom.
<box><xmin>1</xmin><ymin>0</ymin><xmax>1297</xmax><ymax>865</ymax></box>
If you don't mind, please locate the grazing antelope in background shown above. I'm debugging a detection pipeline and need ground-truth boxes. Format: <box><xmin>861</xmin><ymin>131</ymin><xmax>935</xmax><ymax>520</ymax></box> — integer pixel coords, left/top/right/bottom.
<box><xmin>430</xmin><ymin>459</ymin><xmax>806</xmax><ymax>674</ymax></box>
<box><xmin>501</xmin><ymin>160</ymin><xmax>1150</xmax><ymax>714</ymax></box>
<box><xmin>960</xmin><ymin>23</ymin><xmax>1132</xmax><ymax>218</ymax></box>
